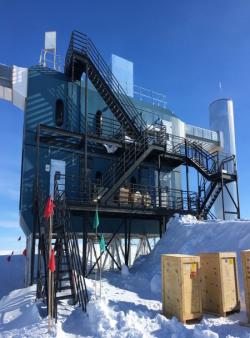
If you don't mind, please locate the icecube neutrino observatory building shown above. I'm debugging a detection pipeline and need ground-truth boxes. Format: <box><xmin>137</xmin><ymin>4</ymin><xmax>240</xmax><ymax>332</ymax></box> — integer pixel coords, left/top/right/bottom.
<box><xmin>0</xmin><ymin>31</ymin><xmax>240</xmax><ymax>294</ymax></box>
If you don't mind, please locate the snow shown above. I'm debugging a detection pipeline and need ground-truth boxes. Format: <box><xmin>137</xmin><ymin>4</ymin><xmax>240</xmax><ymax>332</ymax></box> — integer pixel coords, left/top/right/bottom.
<box><xmin>1</xmin><ymin>215</ymin><xmax>250</xmax><ymax>337</ymax></box>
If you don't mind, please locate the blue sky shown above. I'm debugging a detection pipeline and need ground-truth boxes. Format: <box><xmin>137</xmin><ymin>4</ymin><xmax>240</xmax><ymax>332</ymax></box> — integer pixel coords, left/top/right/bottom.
<box><xmin>1</xmin><ymin>1</ymin><xmax>250</xmax><ymax>251</ymax></box>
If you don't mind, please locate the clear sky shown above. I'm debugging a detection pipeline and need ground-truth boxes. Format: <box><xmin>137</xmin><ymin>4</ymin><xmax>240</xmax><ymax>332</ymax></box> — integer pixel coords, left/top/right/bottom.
<box><xmin>1</xmin><ymin>1</ymin><xmax>250</xmax><ymax>251</ymax></box>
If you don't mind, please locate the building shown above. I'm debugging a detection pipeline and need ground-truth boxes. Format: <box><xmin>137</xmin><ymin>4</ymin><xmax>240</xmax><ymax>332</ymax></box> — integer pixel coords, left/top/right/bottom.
<box><xmin>0</xmin><ymin>30</ymin><xmax>240</xmax><ymax>316</ymax></box>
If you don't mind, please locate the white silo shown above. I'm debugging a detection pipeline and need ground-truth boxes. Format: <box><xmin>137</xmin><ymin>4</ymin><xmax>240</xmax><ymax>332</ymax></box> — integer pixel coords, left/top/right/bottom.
<box><xmin>209</xmin><ymin>99</ymin><xmax>238</xmax><ymax>220</ymax></box>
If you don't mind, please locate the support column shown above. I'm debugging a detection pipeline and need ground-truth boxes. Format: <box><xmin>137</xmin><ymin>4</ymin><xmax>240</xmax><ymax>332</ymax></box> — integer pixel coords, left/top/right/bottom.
<box><xmin>84</xmin><ymin>63</ymin><xmax>88</xmax><ymax>179</ymax></box>
<box><xmin>35</xmin><ymin>124</ymin><xmax>40</xmax><ymax>179</ymax></box>
<box><xmin>236</xmin><ymin>173</ymin><xmax>241</xmax><ymax>219</ymax></box>
<box><xmin>159</xmin><ymin>217</ymin><xmax>162</xmax><ymax>238</ymax></box>
<box><xmin>71</xmin><ymin>57</ymin><xmax>74</xmax><ymax>132</ymax></box>
<box><xmin>185</xmin><ymin>139</ymin><xmax>190</xmax><ymax>210</ymax></box>
<box><xmin>124</xmin><ymin>216</ymin><xmax>128</xmax><ymax>266</ymax></box>
<box><xmin>30</xmin><ymin>201</ymin><xmax>37</xmax><ymax>286</ymax></box>
<box><xmin>79</xmin><ymin>79</ymin><xmax>82</xmax><ymax>133</ymax></box>
<box><xmin>158</xmin><ymin>154</ymin><xmax>161</xmax><ymax>207</ymax></box>
<box><xmin>221</xmin><ymin>174</ymin><xmax>225</xmax><ymax>220</ymax></box>
<box><xmin>197</xmin><ymin>171</ymin><xmax>200</xmax><ymax>214</ymax></box>
<box><xmin>82</xmin><ymin>212</ymin><xmax>89</xmax><ymax>276</ymax></box>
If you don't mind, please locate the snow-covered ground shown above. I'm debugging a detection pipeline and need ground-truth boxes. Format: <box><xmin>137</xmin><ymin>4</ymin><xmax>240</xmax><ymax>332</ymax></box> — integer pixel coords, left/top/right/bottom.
<box><xmin>1</xmin><ymin>214</ymin><xmax>250</xmax><ymax>337</ymax></box>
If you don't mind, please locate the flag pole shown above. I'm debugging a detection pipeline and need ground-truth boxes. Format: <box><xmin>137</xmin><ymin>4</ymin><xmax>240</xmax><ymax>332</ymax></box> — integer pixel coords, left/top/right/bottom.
<box><xmin>51</xmin><ymin>213</ymin><xmax>54</xmax><ymax>330</ymax></box>
<box><xmin>52</xmin><ymin>272</ymin><xmax>54</xmax><ymax>330</ymax></box>
<box><xmin>100</xmin><ymin>250</ymin><xmax>102</xmax><ymax>301</ymax></box>
<box><xmin>48</xmin><ymin>214</ymin><xmax>52</xmax><ymax>332</ymax></box>
<box><xmin>95</xmin><ymin>225</ymin><xmax>97</xmax><ymax>301</ymax></box>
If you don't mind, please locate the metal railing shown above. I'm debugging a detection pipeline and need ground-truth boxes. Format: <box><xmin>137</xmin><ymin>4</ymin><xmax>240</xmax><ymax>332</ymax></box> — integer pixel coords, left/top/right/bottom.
<box><xmin>54</xmin><ymin>178</ymin><xmax>88</xmax><ymax>312</ymax></box>
<box><xmin>88</xmin><ymin>113</ymin><xmax>125</xmax><ymax>141</ymax></box>
<box><xmin>101</xmin><ymin>124</ymin><xmax>166</xmax><ymax>190</ymax></box>
<box><xmin>65</xmin><ymin>30</ymin><xmax>147</xmax><ymax>135</ymax></box>
<box><xmin>39</xmin><ymin>49</ymin><xmax>65</xmax><ymax>72</ymax></box>
<box><xmin>56</xmin><ymin>174</ymin><xmax>198</xmax><ymax>212</ymax></box>
<box><xmin>106</xmin><ymin>78</ymin><xmax>167</xmax><ymax>108</ymax></box>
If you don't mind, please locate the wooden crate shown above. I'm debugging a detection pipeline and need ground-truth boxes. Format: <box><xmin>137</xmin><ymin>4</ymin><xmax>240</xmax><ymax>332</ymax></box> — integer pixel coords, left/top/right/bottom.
<box><xmin>161</xmin><ymin>254</ymin><xmax>202</xmax><ymax>324</ymax></box>
<box><xmin>241</xmin><ymin>250</ymin><xmax>250</xmax><ymax>323</ymax></box>
<box><xmin>197</xmin><ymin>252</ymin><xmax>240</xmax><ymax>317</ymax></box>
<box><xmin>117</xmin><ymin>188</ymin><xmax>129</xmax><ymax>205</ymax></box>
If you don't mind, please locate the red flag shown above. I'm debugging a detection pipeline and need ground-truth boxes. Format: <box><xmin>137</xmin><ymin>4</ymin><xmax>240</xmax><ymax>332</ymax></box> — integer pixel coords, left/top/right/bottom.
<box><xmin>44</xmin><ymin>195</ymin><xmax>55</xmax><ymax>219</ymax></box>
<box><xmin>23</xmin><ymin>249</ymin><xmax>27</xmax><ymax>257</ymax></box>
<box><xmin>7</xmin><ymin>256</ymin><xmax>11</xmax><ymax>262</ymax></box>
<box><xmin>11</xmin><ymin>251</ymin><xmax>14</xmax><ymax>255</ymax></box>
<box><xmin>47</xmin><ymin>248</ymin><xmax>56</xmax><ymax>273</ymax></box>
<box><xmin>18</xmin><ymin>236</ymin><xmax>21</xmax><ymax>241</ymax></box>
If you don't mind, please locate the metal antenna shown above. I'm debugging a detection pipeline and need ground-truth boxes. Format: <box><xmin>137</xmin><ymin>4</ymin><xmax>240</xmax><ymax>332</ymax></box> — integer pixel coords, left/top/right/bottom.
<box><xmin>219</xmin><ymin>82</ymin><xmax>222</xmax><ymax>98</ymax></box>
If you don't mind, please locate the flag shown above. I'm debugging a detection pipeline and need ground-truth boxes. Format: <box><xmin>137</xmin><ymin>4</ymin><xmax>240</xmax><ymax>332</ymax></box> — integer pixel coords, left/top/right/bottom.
<box><xmin>44</xmin><ymin>195</ymin><xmax>55</xmax><ymax>219</ymax></box>
<box><xmin>18</xmin><ymin>236</ymin><xmax>21</xmax><ymax>241</ymax></box>
<box><xmin>100</xmin><ymin>234</ymin><xmax>106</xmax><ymax>252</ymax></box>
<box><xmin>7</xmin><ymin>256</ymin><xmax>11</xmax><ymax>262</ymax></box>
<box><xmin>11</xmin><ymin>251</ymin><xmax>14</xmax><ymax>255</ymax></box>
<box><xmin>47</xmin><ymin>248</ymin><xmax>56</xmax><ymax>273</ymax></box>
<box><xmin>93</xmin><ymin>210</ymin><xmax>99</xmax><ymax>228</ymax></box>
<box><xmin>23</xmin><ymin>249</ymin><xmax>27</xmax><ymax>257</ymax></box>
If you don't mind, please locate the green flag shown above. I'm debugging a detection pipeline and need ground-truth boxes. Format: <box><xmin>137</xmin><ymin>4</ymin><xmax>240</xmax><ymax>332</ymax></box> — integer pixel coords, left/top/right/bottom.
<box><xmin>100</xmin><ymin>234</ymin><xmax>106</xmax><ymax>252</ymax></box>
<box><xmin>93</xmin><ymin>210</ymin><xmax>99</xmax><ymax>228</ymax></box>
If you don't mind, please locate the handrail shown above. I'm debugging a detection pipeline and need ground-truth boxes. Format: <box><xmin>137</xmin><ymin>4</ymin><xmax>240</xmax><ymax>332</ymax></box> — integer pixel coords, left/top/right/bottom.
<box><xmin>65</xmin><ymin>30</ymin><xmax>147</xmax><ymax>136</ymax></box>
<box><xmin>101</xmin><ymin>124</ymin><xmax>166</xmax><ymax>189</ymax></box>
<box><xmin>54</xmin><ymin>177</ymin><xmax>88</xmax><ymax>311</ymax></box>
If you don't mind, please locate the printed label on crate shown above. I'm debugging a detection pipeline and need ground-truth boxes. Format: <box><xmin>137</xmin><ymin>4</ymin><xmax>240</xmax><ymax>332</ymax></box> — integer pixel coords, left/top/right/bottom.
<box><xmin>186</xmin><ymin>264</ymin><xmax>190</xmax><ymax>271</ymax></box>
<box><xmin>225</xmin><ymin>259</ymin><xmax>228</xmax><ymax>265</ymax></box>
<box><xmin>229</xmin><ymin>259</ymin><xmax>233</xmax><ymax>265</ymax></box>
<box><xmin>190</xmin><ymin>270</ymin><xmax>196</xmax><ymax>279</ymax></box>
<box><xmin>191</xmin><ymin>263</ymin><xmax>196</xmax><ymax>271</ymax></box>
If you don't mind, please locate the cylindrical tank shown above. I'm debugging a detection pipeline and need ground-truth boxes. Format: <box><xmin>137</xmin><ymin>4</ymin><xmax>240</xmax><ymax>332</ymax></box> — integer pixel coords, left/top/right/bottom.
<box><xmin>209</xmin><ymin>99</ymin><xmax>237</xmax><ymax>220</ymax></box>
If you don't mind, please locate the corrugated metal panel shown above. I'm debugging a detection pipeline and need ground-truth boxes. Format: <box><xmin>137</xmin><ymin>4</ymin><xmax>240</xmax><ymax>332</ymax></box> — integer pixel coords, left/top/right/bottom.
<box><xmin>0</xmin><ymin>64</ymin><xmax>12</xmax><ymax>90</ymax></box>
<box><xmin>0</xmin><ymin>64</ymin><xmax>12</xmax><ymax>81</ymax></box>
<box><xmin>0</xmin><ymin>85</ymin><xmax>12</xmax><ymax>101</ymax></box>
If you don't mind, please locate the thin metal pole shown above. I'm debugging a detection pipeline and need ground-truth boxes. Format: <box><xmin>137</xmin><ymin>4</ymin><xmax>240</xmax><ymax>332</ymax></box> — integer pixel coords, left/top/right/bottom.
<box><xmin>95</xmin><ymin>226</ymin><xmax>97</xmax><ymax>301</ymax></box>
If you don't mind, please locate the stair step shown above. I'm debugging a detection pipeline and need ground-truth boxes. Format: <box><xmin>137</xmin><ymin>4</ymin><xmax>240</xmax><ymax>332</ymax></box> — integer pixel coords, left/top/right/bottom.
<box><xmin>56</xmin><ymin>285</ymin><xmax>73</xmax><ymax>291</ymax></box>
<box><xmin>57</xmin><ymin>269</ymin><xmax>72</xmax><ymax>274</ymax></box>
<box><xmin>56</xmin><ymin>294</ymin><xmax>75</xmax><ymax>301</ymax></box>
<box><xmin>57</xmin><ymin>277</ymin><xmax>71</xmax><ymax>282</ymax></box>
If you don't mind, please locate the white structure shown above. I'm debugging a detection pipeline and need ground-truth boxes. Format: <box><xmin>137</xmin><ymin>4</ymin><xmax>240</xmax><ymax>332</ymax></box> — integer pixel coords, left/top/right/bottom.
<box><xmin>209</xmin><ymin>99</ymin><xmax>237</xmax><ymax>220</ymax></box>
<box><xmin>111</xmin><ymin>54</ymin><xmax>133</xmax><ymax>97</ymax></box>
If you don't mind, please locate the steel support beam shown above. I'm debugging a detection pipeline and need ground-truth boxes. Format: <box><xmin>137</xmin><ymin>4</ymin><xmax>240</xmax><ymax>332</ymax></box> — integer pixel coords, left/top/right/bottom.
<box><xmin>30</xmin><ymin>202</ymin><xmax>37</xmax><ymax>286</ymax></box>
<box><xmin>221</xmin><ymin>174</ymin><xmax>225</xmax><ymax>220</ymax></box>
<box><xmin>84</xmin><ymin>63</ymin><xmax>88</xmax><ymax>178</ymax></box>
<box><xmin>82</xmin><ymin>211</ymin><xmax>89</xmax><ymax>276</ymax></box>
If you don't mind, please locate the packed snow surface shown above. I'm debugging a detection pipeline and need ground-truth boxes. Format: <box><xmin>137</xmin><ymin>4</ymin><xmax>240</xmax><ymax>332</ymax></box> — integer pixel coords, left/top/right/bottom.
<box><xmin>1</xmin><ymin>215</ymin><xmax>250</xmax><ymax>337</ymax></box>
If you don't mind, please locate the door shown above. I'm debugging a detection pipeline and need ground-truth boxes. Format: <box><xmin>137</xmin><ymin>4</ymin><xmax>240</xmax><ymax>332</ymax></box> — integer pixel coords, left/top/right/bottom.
<box><xmin>50</xmin><ymin>159</ymin><xmax>66</xmax><ymax>200</ymax></box>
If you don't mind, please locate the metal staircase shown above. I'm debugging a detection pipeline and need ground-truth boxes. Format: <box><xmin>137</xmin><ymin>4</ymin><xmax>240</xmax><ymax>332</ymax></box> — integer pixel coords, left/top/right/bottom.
<box><xmin>199</xmin><ymin>182</ymin><xmax>222</xmax><ymax>218</ymax></box>
<box><xmin>63</xmin><ymin>30</ymin><xmax>237</xmax><ymax>218</ymax></box>
<box><xmin>35</xmin><ymin>175</ymin><xmax>88</xmax><ymax>322</ymax></box>
<box><xmin>100</xmin><ymin>125</ymin><xmax>166</xmax><ymax>204</ymax></box>
<box><xmin>64</xmin><ymin>30</ymin><xmax>147</xmax><ymax>139</ymax></box>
